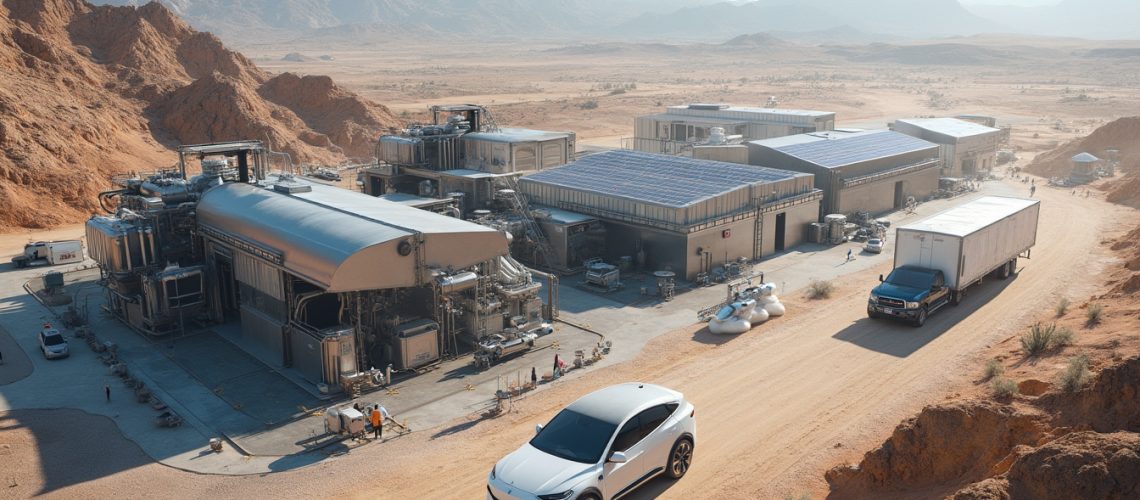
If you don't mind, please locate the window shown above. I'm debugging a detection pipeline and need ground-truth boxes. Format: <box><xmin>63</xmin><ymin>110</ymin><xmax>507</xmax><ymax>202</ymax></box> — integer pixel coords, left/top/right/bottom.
<box><xmin>638</xmin><ymin>404</ymin><xmax>674</xmax><ymax>435</ymax></box>
<box><xmin>529</xmin><ymin>409</ymin><xmax>618</xmax><ymax>464</ymax></box>
<box><xmin>611</xmin><ymin>416</ymin><xmax>642</xmax><ymax>453</ymax></box>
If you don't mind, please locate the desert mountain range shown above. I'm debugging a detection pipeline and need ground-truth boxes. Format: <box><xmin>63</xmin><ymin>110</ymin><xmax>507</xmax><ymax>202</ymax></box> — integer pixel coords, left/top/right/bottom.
<box><xmin>93</xmin><ymin>0</ymin><xmax>1140</xmax><ymax>42</ymax></box>
<box><xmin>0</xmin><ymin>0</ymin><xmax>399</xmax><ymax>229</ymax></box>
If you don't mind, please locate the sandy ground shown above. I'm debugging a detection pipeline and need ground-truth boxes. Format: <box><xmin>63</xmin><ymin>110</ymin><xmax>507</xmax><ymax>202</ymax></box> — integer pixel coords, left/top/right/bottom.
<box><xmin>0</xmin><ymin>176</ymin><xmax>1131</xmax><ymax>499</ymax></box>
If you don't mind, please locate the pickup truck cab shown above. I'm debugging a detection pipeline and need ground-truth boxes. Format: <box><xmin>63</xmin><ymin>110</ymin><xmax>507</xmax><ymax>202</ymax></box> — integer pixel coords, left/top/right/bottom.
<box><xmin>868</xmin><ymin>265</ymin><xmax>952</xmax><ymax>326</ymax></box>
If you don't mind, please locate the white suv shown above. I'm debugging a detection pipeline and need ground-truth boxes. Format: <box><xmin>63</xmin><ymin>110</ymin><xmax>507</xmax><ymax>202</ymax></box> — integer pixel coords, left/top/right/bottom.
<box><xmin>487</xmin><ymin>383</ymin><xmax>696</xmax><ymax>500</ymax></box>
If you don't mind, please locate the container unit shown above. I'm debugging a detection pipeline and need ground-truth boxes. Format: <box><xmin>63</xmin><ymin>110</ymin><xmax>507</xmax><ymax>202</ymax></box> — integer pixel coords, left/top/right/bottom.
<box><xmin>461</xmin><ymin>128</ymin><xmax>576</xmax><ymax>174</ymax></box>
<box><xmin>894</xmin><ymin>196</ymin><xmax>1040</xmax><ymax>290</ymax></box>
<box><xmin>392</xmin><ymin>319</ymin><xmax>440</xmax><ymax>371</ymax></box>
<box><xmin>631</xmin><ymin>103</ymin><xmax>836</xmax><ymax>154</ymax></box>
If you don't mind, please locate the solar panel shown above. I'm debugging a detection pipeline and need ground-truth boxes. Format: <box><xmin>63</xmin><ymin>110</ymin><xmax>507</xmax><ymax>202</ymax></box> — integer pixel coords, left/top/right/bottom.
<box><xmin>774</xmin><ymin>131</ymin><xmax>937</xmax><ymax>169</ymax></box>
<box><xmin>522</xmin><ymin>150</ymin><xmax>802</xmax><ymax>208</ymax></box>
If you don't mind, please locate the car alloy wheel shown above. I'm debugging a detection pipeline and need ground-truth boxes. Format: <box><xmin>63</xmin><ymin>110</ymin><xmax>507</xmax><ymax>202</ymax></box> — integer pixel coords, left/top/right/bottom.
<box><xmin>668</xmin><ymin>438</ymin><xmax>693</xmax><ymax>479</ymax></box>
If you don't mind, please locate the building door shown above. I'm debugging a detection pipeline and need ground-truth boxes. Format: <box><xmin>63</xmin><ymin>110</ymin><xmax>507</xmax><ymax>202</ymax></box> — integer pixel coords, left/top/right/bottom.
<box><xmin>215</xmin><ymin>255</ymin><xmax>239</xmax><ymax>320</ymax></box>
<box><xmin>894</xmin><ymin>181</ymin><xmax>905</xmax><ymax>209</ymax></box>
<box><xmin>369</xmin><ymin>175</ymin><xmax>385</xmax><ymax>196</ymax></box>
<box><xmin>774</xmin><ymin>213</ymin><xmax>787</xmax><ymax>252</ymax></box>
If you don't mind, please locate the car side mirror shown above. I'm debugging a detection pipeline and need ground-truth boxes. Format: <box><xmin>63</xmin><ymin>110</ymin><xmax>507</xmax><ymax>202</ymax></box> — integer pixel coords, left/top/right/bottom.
<box><xmin>608</xmin><ymin>451</ymin><xmax>628</xmax><ymax>463</ymax></box>
<box><xmin>535</xmin><ymin>424</ymin><xmax>544</xmax><ymax>435</ymax></box>
<box><xmin>878</xmin><ymin>274</ymin><xmax>884</xmax><ymax>283</ymax></box>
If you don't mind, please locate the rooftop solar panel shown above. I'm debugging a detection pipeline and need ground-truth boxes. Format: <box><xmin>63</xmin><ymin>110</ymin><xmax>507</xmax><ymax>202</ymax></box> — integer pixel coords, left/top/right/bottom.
<box><xmin>521</xmin><ymin>150</ymin><xmax>804</xmax><ymax>208</ymax></box>
<box><xmin>769</xmin><ymin>131</ymin><xmax>937</xmax><ymax>169</ymax></box>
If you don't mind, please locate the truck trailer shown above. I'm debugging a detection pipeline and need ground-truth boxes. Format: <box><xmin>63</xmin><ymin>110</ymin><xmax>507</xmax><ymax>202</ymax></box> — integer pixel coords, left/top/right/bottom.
<box><xmin>869</xmin><ymin>196</ymin><xmax>1040</xmax><ymax>326</ymax></box>
<box><xmin>11</xmin><ymin>240</ymin><xmax>84</xmax><ymax>268</ymax></box>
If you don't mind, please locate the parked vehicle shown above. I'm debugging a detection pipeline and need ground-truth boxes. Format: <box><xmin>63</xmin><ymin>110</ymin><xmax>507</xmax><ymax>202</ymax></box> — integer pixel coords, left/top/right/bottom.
<box><xmin>11</xmin><ymin>240</ymin><xmax>84</xmax><ymax>268</ymax></box>
<box><xmin>863</xmin><ymin>238</ymin><xmax>884</xmax><ymax>254</ymax></box>
<box><xmin>38</xmin><ymin>326</ymin><xmax>69</xmax><ymax>359</ymax></box>
<box><xmin>488</xmin><ymin>383</ymin><xmax>696</xmax><ymax>500</ymax></box>
<box><xmin>868</xmin><ymin>196</ymin><xmax>1040</xmax><ymax>326</ymax></box>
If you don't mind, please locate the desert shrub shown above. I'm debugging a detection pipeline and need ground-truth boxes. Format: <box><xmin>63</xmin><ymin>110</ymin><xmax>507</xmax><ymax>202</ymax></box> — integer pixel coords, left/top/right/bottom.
<box><xmin>991</xmin><ymin>377</ymin><xmax>1018</xmax><ymax>399</ymax></box>
<box><xmin>984</xmin><ymin>358</ymin><xmax>1004</xmax><ymax>380</ymax></box>
<box><xmin>806</xmin><ymin>280</ymin><xmax>833</xmax><ymax>300</ymax></box>
<box><xmin>1020</xmin><ymin>322</ymin><xmax>1055</xmax><ymax>356</ymax></box>
<box><xmin>579</xmin><ymin>100</ymin><xmax>598</xmax><ymax>110</ymax></box>
<box><xmin>1085</xmin><ymin>303</ymin><xmax>1103</xmax><ymax>327</ymax></box>
<box><xmin>1055</xmin><ymin>297</ymin><xmax>1069</xmax><ymax>317</ymax></box>
<box><xmin>1060</xmin><ymin>354</ymin><xmax>1090</xmax><ymax>392</ymax></box>
<box><xmin>608</xmin><ymin>88</ymin><xmax>626</xmax><ymax>95</ymax></box>
<box><xmin>1052</xmin><ymin>326</ymin><xmax>1075</xmax><ymax>348</ymax></box>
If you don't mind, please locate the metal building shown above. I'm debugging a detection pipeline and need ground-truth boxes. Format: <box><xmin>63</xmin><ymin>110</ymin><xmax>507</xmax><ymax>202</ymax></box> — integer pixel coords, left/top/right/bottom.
<box><xmin>518</xmin><ymin>150</ymin><xmax>821</xmax><ymax>279</ymax></box>
<box><xmin>747</xmin><ymin>130</ymin><xmax>941</xmax><ymax>216</ymax></box>
<box><xmin>629</xmin><ymin>103</ymin><xmax>836</xmax><ymax>155</ymax></box>
<box><xmin>893</xmin><ymin>118</ymin><xmax>1001</xmax><ymax>178</ymax></box>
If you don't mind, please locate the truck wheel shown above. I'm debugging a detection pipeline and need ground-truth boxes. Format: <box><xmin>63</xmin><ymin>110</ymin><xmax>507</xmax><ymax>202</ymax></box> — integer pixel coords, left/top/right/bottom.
<box><xmin>912</xmin><ymin>307</ymin><xmax>928</xmax><ymax>327</ymax></box>
<box><xmin>950</xmin><ymin>290</ymin><xmax>962</xmax><ymax>306</ymax></box>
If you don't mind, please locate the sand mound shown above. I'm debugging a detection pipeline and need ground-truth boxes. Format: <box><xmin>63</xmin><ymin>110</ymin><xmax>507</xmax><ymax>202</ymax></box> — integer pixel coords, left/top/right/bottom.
<box><xmin>1104</xmin><ymin>173</ymin><xmax>1140</xmax><ymax>209</ymax></box>
<box><xmin>0</xmin><ymin>0</ymin><xmax>399</xmax><ymax>230</ymax></box>
<box><xmin>832</xmin><ymin>357</ymin><xmax>1140</xmax><ymax>498</ymax></box>
<box><xmin>1025</xmin><ymin>116</ymin><xmax>1140</xmax><ymax>178</ymax></box>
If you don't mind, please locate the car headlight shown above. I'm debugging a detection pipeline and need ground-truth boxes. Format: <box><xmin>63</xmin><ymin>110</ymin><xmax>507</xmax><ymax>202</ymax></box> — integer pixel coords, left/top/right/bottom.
<box><xmin>537</xmin><ymin>491</ymin><xmax>574</xmax><ymax>500</ymax></box>
<box><xmin>490</xmin><ymin>464</ymin><xmax>497</xmax><ymax>480</ymax></box>
<box><xmin>906</xmin><ymin>301</ymin><xmax>920</xmax><ymax>309</ymax></box>
<box><xmin>868</xmin><ymin>293</ymin><xmax>879</xmax><ymax>302</ymax></box>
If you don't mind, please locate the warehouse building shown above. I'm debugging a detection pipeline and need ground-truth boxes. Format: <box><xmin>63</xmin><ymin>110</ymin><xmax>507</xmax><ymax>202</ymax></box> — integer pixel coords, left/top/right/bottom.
<box><xmin>893</xmin><ymin>118</ymin><xmax>1001</xmax><ymax>178</ymax></box>
<box><xmin>518</xmin><ymin>150</ymin><xmax>821</xmax><ymax>280</ymax></box>
<box><xmin>629</xmin><ymin>103</ymin><xmax>836</xmax><ymax>155</ymax></box>
<box><xmin>747</xmin><ymin>130</ymin><xmax>941</xmax><ymax>216</ymax></box>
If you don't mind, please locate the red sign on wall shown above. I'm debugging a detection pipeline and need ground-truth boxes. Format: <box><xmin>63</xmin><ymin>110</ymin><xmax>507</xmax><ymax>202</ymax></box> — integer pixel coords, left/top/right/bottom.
<box><xmin>722</xmin><ymin>229</ymin><xmax>732</xmax><ymax>239</ymax></box>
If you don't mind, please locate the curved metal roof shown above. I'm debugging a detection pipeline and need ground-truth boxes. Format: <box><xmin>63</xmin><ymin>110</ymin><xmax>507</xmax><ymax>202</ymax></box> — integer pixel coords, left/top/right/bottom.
<box><xmin>1072</xmin><ymin>152</ymin><xmax>1100</xmax><ymax>163</ymax></box>
<box><xmin>198</xmin><ymin>182</ymin><xmax>508</xmax><ymax>292</ymax></box>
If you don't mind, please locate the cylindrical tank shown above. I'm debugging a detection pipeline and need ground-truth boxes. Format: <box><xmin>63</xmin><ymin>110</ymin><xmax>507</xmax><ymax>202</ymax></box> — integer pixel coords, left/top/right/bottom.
<box><xmin>825</xmin><ymin>214</ymin><xmax>847</xmax><ymax>244</ymax></box>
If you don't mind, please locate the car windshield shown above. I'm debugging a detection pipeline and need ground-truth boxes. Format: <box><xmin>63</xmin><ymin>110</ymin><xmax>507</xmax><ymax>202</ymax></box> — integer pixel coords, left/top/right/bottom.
<box><xmin>529</xmin><ymin>409</ymin><xmax>617</xmax><ymax>464</ymax></box>
<box><xmin>868</xmin><ymin>239</ymin><xmax>881</xmax><ymax>245</ymax></box>
<box><xmin>886</xmin><ymin>268</ymin><xmax>933</xmax><ymax>289</ymax></box>
<box><xmin>43</xmin><ymin>334</ymin><xmax>65</xmax><ymax>346</ymax></box>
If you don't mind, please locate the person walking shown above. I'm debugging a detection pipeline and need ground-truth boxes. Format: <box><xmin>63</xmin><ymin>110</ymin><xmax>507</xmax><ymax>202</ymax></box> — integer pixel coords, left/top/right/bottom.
<box><xmin>846</xmin><ymin>248</ymin><xmax>853</xmax><ymax>262</ymax></box>
<box><xmin>553</xmin><ymin>354</ymin><xmax>561</xmax><ymax>378</ymax></box>
<box><xmin>104</xmin><ymin>384</ymin><xmax>111</xmax><ymax>402</ymax></box>
<box><xmin>530</xmin><ymin>366</ymin><xmax>537</xmax><ymax>386</ymax></box>
<box><xmin>370</xmin><ymin>405</ymin><xmax>382</xmax><ymax>440</ymax></box>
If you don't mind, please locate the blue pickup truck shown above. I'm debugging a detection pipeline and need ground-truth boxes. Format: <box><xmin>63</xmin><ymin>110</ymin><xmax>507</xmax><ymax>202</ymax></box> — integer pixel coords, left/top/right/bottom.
<box><xmin>867</xmin><ymin>266</ymin><xmax>953</xmax><ymax>327</ymax></box>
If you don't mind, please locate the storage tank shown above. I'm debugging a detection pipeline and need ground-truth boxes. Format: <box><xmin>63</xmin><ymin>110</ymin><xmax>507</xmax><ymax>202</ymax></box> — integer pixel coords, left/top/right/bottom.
<box><xmin>824</xmin><ymin>214</ymin><xmax>847</xmax><ymax>244</ymax></box>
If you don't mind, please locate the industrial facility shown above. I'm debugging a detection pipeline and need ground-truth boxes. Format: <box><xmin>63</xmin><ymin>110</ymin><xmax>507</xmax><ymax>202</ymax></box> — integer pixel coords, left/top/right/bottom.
<box><xmin>893</xmin><ymin>117</ymin><xmax>1002</xmax><ymax>178</ymax></box>
<box><xmin>518</xmin><ymin>150</ymin><xmax>821</xmax><ymax>280</ymax></box>
<box><xmin>86</xmin><ymin>141</ymin><xmax>553</xmax><ymax>395</ymax></box>
<box><xmin>360</xmin><ymin>104</ymin><xmax>576</xmax><ymax>215</ymax></box>
<box><xmin>629</xmin><ymin>103</ymin><xmax>837</xmax><ymax>155</ymax></box>
<box><xmin>747</xmin><ymin>130</ymin><xmax>941</xmax><ymax>216</ymax></box>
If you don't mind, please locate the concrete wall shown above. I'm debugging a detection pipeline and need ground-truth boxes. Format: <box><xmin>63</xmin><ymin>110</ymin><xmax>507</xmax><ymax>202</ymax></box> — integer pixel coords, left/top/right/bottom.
<box><xmin>692</xmin><ymin>145</ymin><xmax>749</xmax><ymax>164</ymax></box>
<box><xmin>684</xmin><ymin>217</ymin><xmax>757</xmax><ymax>280</ymax></box>
<box><xmin>759</xmin><ymin>200</ymin><xmax>818</xmax><ymax>257</ymax></box>
<box><xmin>949</xmin><ymin>134</ymin><xmax>999</xmax><ymax>178</ymax></box>
<box><xmin>834</xmin><ymin>167</ymin><xmax>940</xmax><ymax>215</ymax></box>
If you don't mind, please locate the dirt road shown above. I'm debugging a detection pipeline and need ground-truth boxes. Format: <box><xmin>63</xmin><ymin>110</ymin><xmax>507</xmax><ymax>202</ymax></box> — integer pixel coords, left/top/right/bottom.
<box><xmin>1</xmin><ymin>180</ymin><xmax>1129</xmax><ymax>499</ymax></box>
<box><xmin>346</xmin><ymin>180</ymin><xmax>1127</xmax><ymax>500</ymax></box>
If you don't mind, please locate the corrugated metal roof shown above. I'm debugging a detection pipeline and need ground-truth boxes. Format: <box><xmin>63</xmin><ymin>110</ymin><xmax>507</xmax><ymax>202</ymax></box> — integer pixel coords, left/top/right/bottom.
<box><xmin>895</xmin><ymin>118</ymin><xmax>1000</xmax><ymax>138</ymax></box>
<box><xmin>755</xmin><ymin>130</ymin><xmax>938</xmax><ymax>169</ymax></box>
<box><xmin>462</xmin><ymin>127</ymin><xmax>571</xmax><ymax>143</ymax></box>
<box><xmin>666</xmin><ymin>105</ymin><xmax>834</xmax><ymax>118</ymax></box>
<box><xmin>520</xmin><ymin>150</ymin><xmax>807</xmax><ymax>209</ymax></box>
<box><xmin>532</xmin><ymin>205</ymin><xmax>596</xmax><ymax>225</ymax></box>
<box><xmin>899</xmin><ymin>196</ymin><xmax>1038</xmax><ymax>238</ymax></box>
<box><xmin>1072</xmin><ymin>152</ymin><xmax>1100</xmax><ymax>163</ymax></box>
<box><xmin>197</xmin><ymin>179</ymin><xmax>506</xmax><ymax>292</ymax></box>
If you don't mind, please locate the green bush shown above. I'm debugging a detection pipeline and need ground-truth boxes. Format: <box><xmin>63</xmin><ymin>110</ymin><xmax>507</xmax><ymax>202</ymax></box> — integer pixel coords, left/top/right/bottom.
<box><xmin>991</xmin><ymin>377</ymin><xmax>1018</xmax><ymax>399</ymax></box>
<box><xmin>1085</xmin><ymin>303</ymin><xmax>1103</xmax><ymax>327</ymax></box>
<box><xmin>806</xmin><ymin>280</ymin><xmax>833</xmax><ymax>300</ymax></box>
<box><xmin>579</xmin><ymin>100</ymin><xmax>599</xmax><ymax>110</ymax></box>
<box><xmin>984</xmin><ymin>358</ymin><xmax>1004</xmax><ymax>380</ymax></box>
<box><xmin>1020</xmin><ymin>322</ymin><xmax>1056</xmax><ymax>356</ymax></box>
<box><xmin>1052</xmin><ymin>326</ymin><xmax>1075</xmax><ymax>348</ymax></box>
<box><xmin>1060</xmin><ymin>354</ymin><xmax>1090</xmax><ymax>392</ymax></box>
<box><xmin>1055</xmin><ymin>297</ymin><xmax>1069</xmax><ymax>317</ymax></box>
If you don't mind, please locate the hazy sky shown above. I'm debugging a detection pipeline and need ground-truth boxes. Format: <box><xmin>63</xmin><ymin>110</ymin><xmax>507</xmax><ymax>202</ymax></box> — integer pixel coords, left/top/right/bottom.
<box><xmin>958</xmin><ymin>0</ymin><xmax>1060</xmax><ymax>5</ymax></box>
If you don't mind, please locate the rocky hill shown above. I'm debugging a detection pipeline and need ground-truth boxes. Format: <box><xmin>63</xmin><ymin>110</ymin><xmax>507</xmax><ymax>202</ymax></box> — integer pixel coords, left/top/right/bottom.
<box><xmin>1025</xmin><ymin>116</ymin><xmax>1140</xmax><ymax>178</ymax></box>
<box><xmin>0</xmin><ymin>0</ymin><xmax>399</xmax><ymax>230</ymax></box>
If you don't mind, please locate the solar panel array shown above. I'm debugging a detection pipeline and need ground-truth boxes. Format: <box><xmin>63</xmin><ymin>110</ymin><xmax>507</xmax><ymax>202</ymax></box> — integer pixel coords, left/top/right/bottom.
<box><xmin>521</xmin><ymin>150</ymin><xmax>800</xmax><ymax>208</ymax></box>
<box><xmin>774</xmin><ymin>131</ymin><xmax>937</xmax><ymax>169</ymax></box>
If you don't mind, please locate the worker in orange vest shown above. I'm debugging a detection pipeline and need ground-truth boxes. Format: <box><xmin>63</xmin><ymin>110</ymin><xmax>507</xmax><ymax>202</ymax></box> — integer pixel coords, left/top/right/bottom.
<box><xmin>370</xmin><ymin>405</ymin><xmax>382</xmax><ymax>439</ymax></box>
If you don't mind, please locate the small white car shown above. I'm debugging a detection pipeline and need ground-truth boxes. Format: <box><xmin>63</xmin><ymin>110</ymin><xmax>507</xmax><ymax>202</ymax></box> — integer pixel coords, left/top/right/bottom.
<box><xmin>488</xmin><ymin>383</ymin><xmax>696</xmax><ymax>500</ymax></box>
<box><xmin>864</xmin><ymin>238</ymin><xmax>884</xmax><ymax>254</ymax></box>
<box><xmin>38</xmin><ymin>327</ymin><xmax>69</xmax><ymax>359</ymax></box>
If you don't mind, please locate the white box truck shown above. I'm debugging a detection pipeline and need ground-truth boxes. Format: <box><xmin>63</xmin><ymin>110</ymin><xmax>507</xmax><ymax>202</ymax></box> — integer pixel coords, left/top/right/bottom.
<box><xmin>868</xmin><ymin>196</ymin><xmax>1040</xmax><ymax>326</ymax></box>
<box><xmin>11</xmin><ymin>240</ymin><xmax>84</xmax><ymax>268</ymax></box>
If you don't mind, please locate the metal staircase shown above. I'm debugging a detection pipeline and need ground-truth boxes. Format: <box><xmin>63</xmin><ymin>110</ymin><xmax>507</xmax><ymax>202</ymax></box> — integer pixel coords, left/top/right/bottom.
<box><xmin>500</xmin><ymin>175</ymin><xmax>557</xmax><ymax>272</ymax></box>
